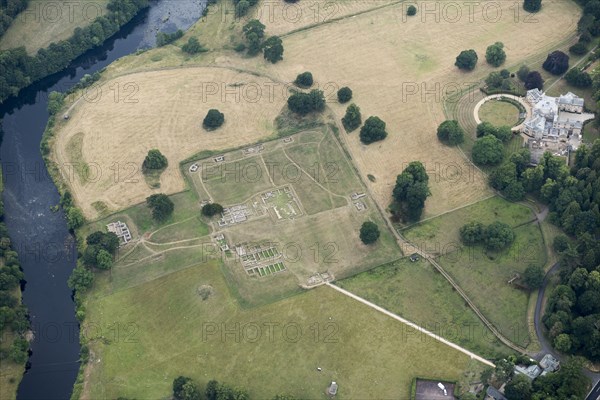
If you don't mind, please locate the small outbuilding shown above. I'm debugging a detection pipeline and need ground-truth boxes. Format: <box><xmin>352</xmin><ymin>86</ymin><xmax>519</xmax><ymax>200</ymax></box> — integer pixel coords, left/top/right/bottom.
<box><xmin>327</xmin><ymin>381</ymin><xmax>338</xmax><ymax>396</ymax></box>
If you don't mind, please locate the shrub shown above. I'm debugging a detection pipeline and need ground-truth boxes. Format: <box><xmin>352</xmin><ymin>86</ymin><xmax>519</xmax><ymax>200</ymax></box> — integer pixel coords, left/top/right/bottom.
<box><xmin>359</xmin><ymin>221</ymin><xmax>380</xmax><ymax>244</ymax></box>
<box><xmin>341</xmin><ymin>103</ymin><xmax>361</xmax><ymax>132</ymax></box>
<box><xmin>524</xmin><ymin>265</ymin><xmax>544</xmax><ymax>289</ymax></box>
<box><xmin>294</xmin><ymin>72</ymin><xmax>313</xmax><ymax>88</ymax></box>
<box><xmin>234</xmin><ymin>43</ymin><xmax>246</xmax><ymax>52</ymax></box>
<box><xmin>203</xmin><ymin>109</ymin><xmax>225</xmax><ymax>130</ymax></box>
<box><xmin>460</xmin><ymin>221</ymin><xmax>486</xmax><ymax>245</ymax></box>
<box><xmin>235</xmin><ymin>0</ymin><xmax>250</xmax><ymax>17</ymax></box>
<box><xmin>484</xmin><ymin>221</ymin><xmax>515</xmax><ymax>250</ymax></box>
<box><xmin>359</xmin><ymin>116</ymin><xmax>387</xmax><ymax>144</ymax></box>
<box><xmin>337</xmin><ymin>86</ymin><xmax>352</xmax><ymax>103</ymax></box>
<box><xmin>182</xmin><ymin>37</ymin><xmax>205</xmax><ymax>54</ymax></box>
<box><xmin>455</xmin><ymin>49</ymin><xmax>478</xmax><ymax>70</ymax></box>
<box><xmin>407</xmin><ymin>5</ymin><xmax>417</xmax><ymax>15</ymax></box>
<box><xmin>156</xmin><ymin>30</ymin><xmax>184</xmax><ymax>47</ymax></box>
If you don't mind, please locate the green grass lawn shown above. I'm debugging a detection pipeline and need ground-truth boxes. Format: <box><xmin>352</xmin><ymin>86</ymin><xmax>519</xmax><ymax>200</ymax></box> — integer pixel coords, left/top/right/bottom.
<box><xmin>402</xmin><ymin>196</ymin><xmax>534</xmax><ymax>254</ymax></box>
<box><xmin>337</xmin><ymin>257</ymin><xmax>512</xmax><ymax>358</ymax></box>
<box><xmin>83</xmin><ymin>259</ymin><xmax>484</xmax><ymax>399</ymax></box>
<box><xmin>479</xmin><ymin>100</ymin><xmax>521</xmax><ymax>127</ymax></box>
<box><xmin>436</xmin><ymin>222</ymin><xmax>546</xmax><ymax>348</ymax></box>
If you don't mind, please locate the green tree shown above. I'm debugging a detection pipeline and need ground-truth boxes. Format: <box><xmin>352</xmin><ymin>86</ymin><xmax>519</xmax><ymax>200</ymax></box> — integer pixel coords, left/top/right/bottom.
<box><xmin>262</xmin><ymin>36</ymin><xmax>284</xmax><ymax>63</ymax></box>
<box><xmin>182</xmin><ymin>37</ymin><xmax>204</xmax><ymax>54</ymax></box>
<box><xmin>391</xmin><ymin>161</ymin><xmax>430</xmax><ymax>222</ymax></box>
<box><xmin>47</xmin><ymin>91</ymin><xmax>65</xmax><ymax>115</ymax></box>
<box><xmin>66</xmin><ymin>207</ymin><xmax>85</xmax><ymax>230</ymax></box>
<box><xmin>143</xmin><ymin>149</ymin><xmax>168</xmax><ymax>170</ymax></box>
<box><xmin>525</xmin><ymin>71</ymin><xmax>544</xmax><ymax>90</ymax></box>
<box><xmin>472</xmin><ymin>135</ymin><xmax>504</xmax><ymax>166</ymax></box>
<box><xmin>436</xmin><ymin>120</ymin><xmax>464</xmax><ymax>145</ymax></box>
<box><xmin>337</xmin><ymin>86</ymin><xmax>352</xmax><ymax>103</ymax></box>
<box><xmin>517</xmin><ymin>65</ymin><xmax>530</xmax><ymax>82</ymax></box>
<box><xmin>477</xmin><ymin>121</ymin><xmax>497</xmax><ymax>138</ymax></box>
<box><xmin>523</xmin><ymin>0</ymin><xmax>542</xmax><ymax>13</ymax></box>
<box><xmin>543</xmin><ymin>51</ymin><xmax>569</xmax><ymax>75</ymax></box>
<box><xmin>243</xmin><ymin>19</ymin><xmax>265</xmax><ymax>56</ymax></box>
<box><xmin>206</xmin><ymin>380</ymin><xmax>219</xmax><ymax>400</ymax></box>
<box><xmin>485</xmin><ymin>42</ymin><xmax>506</xmax><ymax>67</ymax></box>
<box><xmin>505</xmin><ymin>375</ymin><xmax>532</xmax><ymax>400</ymax></box>
<box><xmin>68</xmin><ymin>265</ymin><xmax>94</xmax><ymax>291</ymax></box>
<box><xmin>96</xmin><ymin>249</ymin><xmax>113</xmax><ymax>270</ymax></box>
<box><xmin>146</xmin><ymin>194</ymin><xmax>174</xmax><ymax>222</ymax></box>
<box><xmin>569</xmin><ymin>42</ymin><xmax>588</xmax><ymax>56</ymax></box>
<box><xmin>455</xmin><ymin>49</ymin><xmax>478</xmax><ymax>70</ymax></box>
<box><xmin>524</xmin><ymin>265</ymin><xmax>544</xmax><ymax>289</ymax></box>
<box><xmin>359</xmin><ymin>221</ymin><xmax>380</xmax><ymax>244</ymax></box>
<box><xmin>553</xmin><ymin>234</ymin><xmax>569</xmax><ymax>253</ymax></box>
<box><xmin>565</xmin><ymin>68</ymin><xmax>592</xmax><ymax>88</ymax></box>
<box><xmin>407</xmin><ymin>5</ymin><xmax>417</xmax><ymax>16</ymax></box>
<box><xmin>203</xmin><ymin>109</ymin><xmax>225</xmax><ymax>130</ymax></box>
<box><xmin>287</xmin><ymin>90</ymin><xmax>325</xmax><ymax>115</ymax></box>
<box><xmin>294</xmin><ymin>72</ymin><xmax>313</xmax><ymax>88</ymax></box>
<box><xmin>494</xmin><ymin>125</ymin><xmax>513</xmax><ymax>143</ymax></box>
<box><xmin>460</xmin><ymin>221</ymin><xmax>486</xmax><ymax>245</ymax></box>
<box><xmin>359</xmin><ymin>116</ymin><xmax>387</xmax><ymax>144</ymax></box>
<box><xmin>235</xmin><ymin>0</ymin><xmax>250</xmax><ymax>17</ymax></box>
<box><xmin>554</xmin><ymin>333</ymin><xmax>572</xmax><ymax>352</ymax></box>
<box><xmin>341</xmin><ymin>103</ymin><xmax>362</xmax><ymax>132</ymax></box>
<box><xmin>484</xmin><ymin>221</ymin><xmax>515</xmax><ymax>250</ymax></box>
<box><xmin>202</xmin><ymin>203</ymin><xmax>224</xmax><ymax>217</ymax></box>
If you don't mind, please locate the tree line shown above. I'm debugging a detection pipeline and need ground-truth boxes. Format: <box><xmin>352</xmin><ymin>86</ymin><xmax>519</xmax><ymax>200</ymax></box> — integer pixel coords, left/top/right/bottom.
<box><xmin>0</xmin><ymin>0</ymin><xmax>149</xmax><ymax>103</ymax></box>
<box><xmin>0</xmin><ymin>0</ymin><xmax>29</xmax><ymax>38</ymax></box>
<box><xmin>0</xmin><ymin>120</ymin><xmax>30</xmax><ymax>366</ymax></box>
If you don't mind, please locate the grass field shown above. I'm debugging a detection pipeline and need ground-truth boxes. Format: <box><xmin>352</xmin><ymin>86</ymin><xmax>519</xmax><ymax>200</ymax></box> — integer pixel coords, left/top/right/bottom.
<box><xmin>337</xmin><ymin>257</ymin><xmax>512</xmax><ymax>358</ymax></box>
<box><xmin>0</xmin><ymin>0</ymin><xmax>110</xmax><ymax>54</ymax></box>
<box><xmin>186</xmin><ymin>128</ymin><xmax>401</xmax><ymax>306</ymax></box>
<box><xmin>50</xmin><ymin>0</ymin><xmax>582</xmax><ymax>221</ymax></box>
<box><xmin>52</xmin><ymin>67</ymin><xmax>289</xmax><ymax>219</ymax></box>
<box><xmin>436</xmin><ymin>222</ymin><xmax>546</xmax><ymax>348</ymax></box>
<box><xmin>478</xmin><ymin>100</ymin><xmax>521</xmax><ymax>127</ymax></box>
<box><xmin>402</xmin><ymin>196</ymin><xmax>534</xmax><ymax>253</ymax></box>
<box><xmin>400</xmin><ymin>196</ymin><xmax>544</xmax><ymax>349</ymax></box>
<box><xmin>81</xmin><ymin>259</ymin><xmax>484</xmax><ymax>399</ymax></box>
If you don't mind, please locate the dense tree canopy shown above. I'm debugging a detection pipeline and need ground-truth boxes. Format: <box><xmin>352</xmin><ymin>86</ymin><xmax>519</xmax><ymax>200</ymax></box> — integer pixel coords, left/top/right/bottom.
<box><xmin>565</xmin><ymin>68</ymin><xmax>592</xmax><ymax>88</ymax></box>
<box><xmin>455</xmin><ymin>49</ymin><xmax>478</xmax><ymax>70</ymax></box>
<box><xmin>202</xmin><ymin>203</ymin><xmax>224</xmax><ymax>217</ymax></box>
<box><xmin>472</xmin><ymin>135</ymin><xmax>504</xmax><ymax>166</ymax></box>
<box><xmin>359</xmin><ymin>221</ymin><xmax>380</xmax><ymax>244</ymax></box>
<box><xmin>294</xmin><ymin>72</ymin><xmax>313</xmax><ymax>88</ymax></box>
<box><xmin>525</xmin><ymin>71</ymin><xmax>544</xmax><ymax>90</ymax></box>
<box><xmin>341</xmin><ymin>103</ymin><xmax>362</xmax><ymax>132</ymax></box>
<box><xmin>523</xmin><ymin>0</ymin><xmax>542</xmax><ymax>13</ymax></box>
<box><xmin>262</xmin><ymin>36</ymin><xmax>284</xmax><ymax>63</ymax></box>
<box><xmin>146</xmin><ymin>194</ymin><xmax>174</xmax><ymax>222</ymax></box>
<box><xmin>543</xmin><ymin>51</ymin><xmax>570</xmax><ymax>75</ymax></box>
<box><xmin>287</xmin><ymin>90</ymin><xmax>325</xmax><ymax>115</ymax></box>
<box><xmin>359</xmin><ymin>116</ymin><xmax>387</xmax><ymax>144</ymax></box>
<box><xmin>485</xmin><ymin>42</ymin><xmax>506</xmax><ymax>67</ymax></box>
<box><xmin>391</xmin><ymin>161</ymin><xmax>430</xmax><ymax>221</ymax></box>
<box><xmin>203</xmin><ymin>109</ymin><xmax>225</xmax><ymax>130</ymax></box>
<box><xmin>143</xmin><ymin>149</ymin><xmax>168</xmax><ymax>170</ymax></box>
<box><xmin>436</xmin><ymin>120</ymin><xmax>465</xmax><ymax>145</ymax></box>
<box><xmin>337</xmin><ymin>86</ymin><xmax>352</xmax><ymax>103</ymax></box>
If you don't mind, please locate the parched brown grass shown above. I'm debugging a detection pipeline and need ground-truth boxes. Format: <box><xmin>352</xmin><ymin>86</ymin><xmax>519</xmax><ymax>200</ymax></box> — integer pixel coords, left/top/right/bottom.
<box><xmin>0</xmin><ymin>0</ymin><xmax>110</xmax><ymax>54</ymax></box>
<box><xmin>261</xmin><ymin>0</ymin><xmax>580</xmax><ymax>217</ymax></box>
<box><xmin>51</xmin><ymin>0</ymin><xmax>581</xmax><ymax>220</ymax></box>
<box><xmin>53</xmin><ymin>67</ymin><xmax>288</xmax><ymax>219</ymax></box>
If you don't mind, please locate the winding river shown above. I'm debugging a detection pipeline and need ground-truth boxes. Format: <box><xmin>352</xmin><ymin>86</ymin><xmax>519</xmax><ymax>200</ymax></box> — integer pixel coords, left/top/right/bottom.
<box><xmin>0</xmin><ymin>1</ymin><xmax>205</xmax><ymax>398</ymax></box>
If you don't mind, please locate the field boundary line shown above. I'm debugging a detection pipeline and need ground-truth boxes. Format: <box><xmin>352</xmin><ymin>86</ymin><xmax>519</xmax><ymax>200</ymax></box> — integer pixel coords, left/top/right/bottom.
<box><xmin>326</xmin><ymin>282</ymin><xmax>496</xmax><ymax>367</ymax></box>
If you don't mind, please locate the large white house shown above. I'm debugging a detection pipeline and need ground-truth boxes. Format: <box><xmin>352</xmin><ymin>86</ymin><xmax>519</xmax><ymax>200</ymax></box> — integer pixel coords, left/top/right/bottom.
<box><xmin>523</xmin><ymin>89</ymin><xmax>594</xmax><ymax>163</ymax></box>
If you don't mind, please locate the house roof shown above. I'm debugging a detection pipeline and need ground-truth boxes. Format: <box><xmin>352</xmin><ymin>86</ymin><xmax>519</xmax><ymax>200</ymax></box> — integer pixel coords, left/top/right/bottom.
<box><xmin>486</xmin><ymin>386</ymin><xmax>507</xmax><ymax>400</ymax></box>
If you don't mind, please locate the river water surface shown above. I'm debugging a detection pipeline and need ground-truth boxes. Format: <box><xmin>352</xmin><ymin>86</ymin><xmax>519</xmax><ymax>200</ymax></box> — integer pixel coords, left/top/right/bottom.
<box><xmin>0</xmin><ymin>1</ymin><xmax>205</xmax><ymax>398</ymax></box>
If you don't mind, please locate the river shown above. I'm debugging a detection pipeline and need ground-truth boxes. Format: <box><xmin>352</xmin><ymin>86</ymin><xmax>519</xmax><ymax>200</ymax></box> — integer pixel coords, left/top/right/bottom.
<box><xmin>0</xmin><ymin>1</ymin><xmax>205</xmax><ymax>398</ymax></box>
